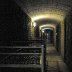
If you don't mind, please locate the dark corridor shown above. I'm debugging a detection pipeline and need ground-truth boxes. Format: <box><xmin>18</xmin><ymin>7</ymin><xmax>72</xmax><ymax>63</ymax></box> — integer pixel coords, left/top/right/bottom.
<box><xmin>0</xmin><ymin>0</ymin><xmax>72</xmax><ymax>72</ymax></box>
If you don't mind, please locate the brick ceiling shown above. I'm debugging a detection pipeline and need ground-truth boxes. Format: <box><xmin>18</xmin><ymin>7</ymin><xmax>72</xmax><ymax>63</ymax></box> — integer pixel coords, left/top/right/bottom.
<box><xmin>14</xmin><ymin>0</ymin><xmax>72</xmax><ymax>20</ymax></box>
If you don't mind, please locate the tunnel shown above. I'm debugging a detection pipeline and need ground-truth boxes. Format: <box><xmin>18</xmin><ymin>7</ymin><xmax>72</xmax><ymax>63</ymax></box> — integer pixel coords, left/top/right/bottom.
<box><xmin>0</xmin><ymin>0</ymin><xmax>72</xmax><ymax>72</ymax></box>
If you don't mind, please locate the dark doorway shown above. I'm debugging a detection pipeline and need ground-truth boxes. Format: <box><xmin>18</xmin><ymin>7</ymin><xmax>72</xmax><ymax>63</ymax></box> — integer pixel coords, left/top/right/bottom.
<box><xmin>56</xmin><ymin>24</ymin><xmax>61</xmax><ymax>52</ymax></box>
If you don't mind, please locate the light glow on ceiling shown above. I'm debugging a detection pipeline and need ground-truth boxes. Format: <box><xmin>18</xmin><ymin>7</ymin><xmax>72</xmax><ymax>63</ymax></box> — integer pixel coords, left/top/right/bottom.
<box><xmin>32</xmin><ymin>14</ymin><xmax>65</xmax><ymax>22</ymax></box>
<box><xmin>42</xmin><ymin>28</ymin><xmax>53</xmax><ymax>31</ymax></box>
<box><xmin>39</xmin><ymin>24</ymin><xmax>56</xmax><ymax>30</ymax></box>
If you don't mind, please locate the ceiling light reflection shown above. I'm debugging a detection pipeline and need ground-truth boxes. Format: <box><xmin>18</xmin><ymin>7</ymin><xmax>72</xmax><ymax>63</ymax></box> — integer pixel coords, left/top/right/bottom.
<box><xmin>32</xmin><ymin>14</ymin><xmax>64</xmax><ymax>22</ymax></box>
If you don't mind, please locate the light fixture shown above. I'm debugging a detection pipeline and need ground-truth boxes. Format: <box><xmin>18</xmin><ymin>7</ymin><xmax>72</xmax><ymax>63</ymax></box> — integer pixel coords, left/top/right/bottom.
<box><xmin>42</xmin><ymin>30</ymin><xmax>44</xmax><ymax>33</ymax></box>
<box><xmin>33</xmin><ymin>22</ymin><xmax>36</xmax><ymax>27</ymax></box>
<box><xmin>39</xmin><ymin>24</ymin><xmax>56</xmax><ymax>30</ymax></box>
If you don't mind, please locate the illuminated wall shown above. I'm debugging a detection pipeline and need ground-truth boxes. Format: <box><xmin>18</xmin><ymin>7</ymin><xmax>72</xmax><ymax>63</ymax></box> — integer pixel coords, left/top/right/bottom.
<box><xmin>31</xmin><ymin>14</ymin><xmax>65</xmax><ymax>59</ymax></box>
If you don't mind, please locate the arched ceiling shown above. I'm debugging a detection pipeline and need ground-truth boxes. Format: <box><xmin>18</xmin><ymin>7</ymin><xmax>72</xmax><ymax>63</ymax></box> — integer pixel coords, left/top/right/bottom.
<box><xmin>39</xmin><ymin>24</ymin><xmax>56</xmax><ymax>30</ymax></box>
<box><xmin>42</xmin><ymin>27</ymin><xmax>54</xmax><ymax>31</ymax></box>
<box><xmin>14</xmin><ymin>0</ymin><xmax>72</xmax><ymax>21</ymax></box>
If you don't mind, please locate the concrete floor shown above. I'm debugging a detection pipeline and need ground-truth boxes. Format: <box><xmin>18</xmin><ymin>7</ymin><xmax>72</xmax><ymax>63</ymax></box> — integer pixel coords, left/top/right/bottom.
<box><xmin>46</xmin><ymin>44</ymin><xmax>69</xmax><ymax>72</ymax></box>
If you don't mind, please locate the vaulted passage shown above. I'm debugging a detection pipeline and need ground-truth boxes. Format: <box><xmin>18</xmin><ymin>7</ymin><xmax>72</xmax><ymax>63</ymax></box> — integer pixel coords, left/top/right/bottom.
<box><xmin>0</xmin><ymin>0</ymin><xmax>72</xmax><ymax>72</ymax></box>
